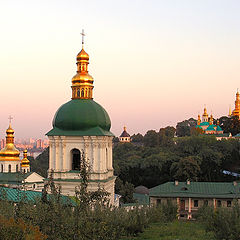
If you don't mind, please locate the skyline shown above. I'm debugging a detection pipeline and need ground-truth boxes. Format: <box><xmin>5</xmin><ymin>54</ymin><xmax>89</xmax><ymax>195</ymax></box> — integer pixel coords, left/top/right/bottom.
<box><xmin>1</xmin><ymin>0</ymin><xmax>240</xmax><ymax>139</ymax></box>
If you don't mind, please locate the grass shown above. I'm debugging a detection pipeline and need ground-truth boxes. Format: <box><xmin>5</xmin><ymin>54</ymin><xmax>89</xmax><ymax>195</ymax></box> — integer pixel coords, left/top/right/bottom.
<box><xmin>121</xmin><ymin>220</ymin><xmax>216</xmax><ymax>240</ymax></box>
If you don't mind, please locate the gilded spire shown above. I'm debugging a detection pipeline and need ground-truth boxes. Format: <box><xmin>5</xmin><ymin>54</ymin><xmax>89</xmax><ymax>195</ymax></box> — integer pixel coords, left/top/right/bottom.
<box><xmin>231</xmin><ymin>89</ymin><xmax>240</xmax><ymax>119</ymax></box>
<box><xmin>71</xmin><ymin>30</ymin><xmax>94</xmax><ymax>100</ymax></box>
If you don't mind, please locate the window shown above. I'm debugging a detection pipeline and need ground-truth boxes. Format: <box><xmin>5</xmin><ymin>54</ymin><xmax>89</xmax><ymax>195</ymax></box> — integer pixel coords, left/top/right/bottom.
<box><xmin>81</xmin><ymin>89</ymin><xmax>84</xmax><ymax>97</ymax></box>
<box><xmin>157</xmin><ymin>199</ymin><xmax>161</xmax><ymax>205</ymax></box>
<box><xmin>227</xmin><ymin>200</ymin><xmax>232</xmax><ymax>207</ymax></box>
<box><xmin>217</xmin><ymin>200</ymin><xmax>221</xmax><ymax>207</ymax></box>
<box><xmin>1</xmin><ymin>164</ymin><xmax>3</xmax><ymax>173</ymax></box>
<box><xmin>72</xmin><ymin>148</ymin><xmax>81</xmax><ymax>170</ymax></box>
<box><xmin>16</xmin><ymin>165</ymin><xmax>18</xmax><ymax>172</ymax></box>
<box><xmin>204</xmin><ymin>200</ymin><xmax>208</xmax><ymax>206</ymax></box>
<box><xmin>194</xmin><ymin>200</ymin><xmax>198</xmax><ymax>208</ymax></box>
<box><xmin>77</xmin><ymin>89</ymin><xmax>80</xmax><ymax>97</ymax></box>
<box><xmin>8</xmin><ymin>165</ymin><xmax>11</xmax><ymax>173</ymax></box>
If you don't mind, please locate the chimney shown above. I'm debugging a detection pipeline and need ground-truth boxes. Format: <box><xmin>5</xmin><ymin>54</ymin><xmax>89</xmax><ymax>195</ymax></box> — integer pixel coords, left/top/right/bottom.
<box><xmin>187</xmin><ymin>180</ymin><xmax>190</xmax><ymax>185</ymax></box>
<box><xmin>175</xmin><ymin>180</ymin><xmax>179</xmax><ymax>186</ymax></box>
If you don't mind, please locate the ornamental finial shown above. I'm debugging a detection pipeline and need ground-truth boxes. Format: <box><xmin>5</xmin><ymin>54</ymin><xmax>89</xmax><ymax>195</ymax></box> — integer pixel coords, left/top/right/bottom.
<box><xmin>81</xmin><ymin>29</ymin><xmax>85</xmax><ymax>47</ymax></box>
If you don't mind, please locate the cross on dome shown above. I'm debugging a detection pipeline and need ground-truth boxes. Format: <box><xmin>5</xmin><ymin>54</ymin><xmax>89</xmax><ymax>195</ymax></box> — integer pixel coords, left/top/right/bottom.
<box><xmin>8</xmin><ymin>115</ymin><xmax>13</xmax><ymax>124</ymax></box>
<box><xmin>81</xmin><ymin>29</ymin><xmax>85</xmax><ymax>46</ymax></box>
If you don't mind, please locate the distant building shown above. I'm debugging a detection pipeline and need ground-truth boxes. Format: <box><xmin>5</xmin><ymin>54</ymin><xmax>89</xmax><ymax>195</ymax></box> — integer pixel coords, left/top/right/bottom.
<box><xmin>231</xmin><ymin>90</ymin><xmax>240</xmax><ymax>119</ymax></box>
<box><xmin>0</xmin><ymin>124</ymin><xmax>44</xmax><ymax>191</ymax></box>
<box><xmin>149</xmin><ymin>181</ymin><xmax>240</xmax><ymax>219</ymax></box>
<box><xmin>119</xmin><ymin>126</ymin><xmax>131</xmax><ymax>143</ymax></box>
<box><xmin>195</xmin><ymin>107</ymin><xmax>230</xmax><ymax>140</ymax></box>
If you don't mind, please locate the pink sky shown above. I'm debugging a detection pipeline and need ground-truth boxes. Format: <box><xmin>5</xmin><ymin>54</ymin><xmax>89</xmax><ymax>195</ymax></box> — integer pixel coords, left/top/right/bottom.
<box><xmin>0</xmin><ymin>0</ymin><xmax>240</xmax><ymax>139</ymax></box>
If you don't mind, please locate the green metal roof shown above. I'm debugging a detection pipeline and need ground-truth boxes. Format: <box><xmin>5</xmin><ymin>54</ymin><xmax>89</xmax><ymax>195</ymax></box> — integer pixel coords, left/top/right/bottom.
<box><xmin>234</xmin><ymin>133</ymin><xmax>240</xmax><ymax>137</ymax></box>
<box><xmin>195</xmin><ymin>125</ymin><xmax>203</xmax><ymax>129</ymax></box>
<box><xmin>150</xmin><ymin>182</ymin><xmax>240</xmax><ymax>199</ymax></box>
<box><xmin>47</xmin><ymin>99</ymin><xmax>114</xmax><ymax>136</ymax></box>
<box><xmin>206</xmin><ymin>125</ymin><xmax>216</xmax><ymax>131</ymax></box>
<box><xmin>0</xmin><ymin>187</ymin><xmax>76</xmax><ymax>205</ymax></box>
<box><xmin>216</xmin><ymin>125</ymin><xmax>223</xmax><ymax>132</ymax></box>
<box><xmin>0</xmin><ymin>172</ymin><xmax>32</xmax><ymax>184</ymax></box>
<box><xmin>200</xmin><ymin>122</ymin><xmax>209</xmax><ymax>126</ymax></box>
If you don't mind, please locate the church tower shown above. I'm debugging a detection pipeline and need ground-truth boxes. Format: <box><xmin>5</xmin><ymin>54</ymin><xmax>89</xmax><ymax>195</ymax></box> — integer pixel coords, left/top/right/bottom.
<box><xmin>46</xmin><ymin>33</ymin><xmax>115</xmax><ymax>204</ymax></box>
<box><xmin>0</xmin><ymin>124</ymin><xmax>21</xmax><ymax>173</ymax></box>
<box><xmin>202</xmin><ymin>107</ymin><xmax>208</xmax><ymax>122</ymax></box>
<box><xmin>232</xmin><ymin>90</ymin><xmax>240</xmax><ymax>119</ymax></box>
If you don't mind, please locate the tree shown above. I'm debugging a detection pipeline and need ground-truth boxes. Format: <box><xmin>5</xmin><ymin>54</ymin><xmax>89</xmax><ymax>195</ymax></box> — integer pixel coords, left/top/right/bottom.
<box><xmin>176</xmin><ymin>118</ymin><xmax>197</xmax><ymax>137</ymax></box>
<box><xmin>143</xmin><ymin>130</ymin><xmax>159</xmax><ymax>147</ymax></box>
<box><xmin>131</xmin><ymin>133</ymin><xmax>144</xmax><ymax>143</ymax></box>
<box><xmin>171</xmin><ymin>156</ymin><xmax>201</xmax><ymax>181</ymax></box>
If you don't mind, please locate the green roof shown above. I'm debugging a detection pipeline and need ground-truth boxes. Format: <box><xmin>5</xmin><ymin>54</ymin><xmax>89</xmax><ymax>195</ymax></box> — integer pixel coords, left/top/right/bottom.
<box><xmin>0</xmin><ymin>172</ymin><xmax>32</xmax><ymax>184</ymax></box>
<box><xmin>234</xmin><ymin>133</ymin><xmax>240</xmax><ymax>137</ymax></box>
<box><xmin>47</xmin><ymin>99</ymin><xmax>114</xmax><ymax>136</ymax></box>
<box><xmin>150</xmin><ymin>182</ymin><xmax>240</xmax><ymax>198</ymax></box>
<box><xmin>0</xmin><ymin>187</ymin><xmax>76</xmax><ymax>205</ymax></box>
<box><xmin>199</xmin><ymin>122</ymin><xmax>209</xmax><ymax>126</ymax></box>
<box><xmin>216</xmin><ymin>125</ymin><xmax>223</xmax><ymax>131</ymax></box>
<box><xmin>195</xmin><ymin>125</ymin><xmax>203</xmax><ymax>129</ymax></box>
<box><xmin>206</xmin><ymin>125</ymin><xmax>216</xmax><ymax>131</ymax></box>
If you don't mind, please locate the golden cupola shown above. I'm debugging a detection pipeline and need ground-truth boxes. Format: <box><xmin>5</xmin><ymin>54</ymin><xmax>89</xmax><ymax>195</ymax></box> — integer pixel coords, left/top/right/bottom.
<box><xmin>71</xmin><ymin>32</ymin><xmax>94</xmax><ymax>100</ymax></box>
<box><xmin>232</xmin><ymin>90</ymin><xmax>240</xmax><ymax>119</ymax></box>
<box><xmin>209</xmin><ymin>114</ymin><xmax>213</xmax><ymax>125</ymax></box>
<box><xmin>197</xmin><ymin>114</ymin><xmax>201</xmax><ymax>125</ymax></box>
<box><xmin>21</xmin><ymin>149</ymin><xmax>30</xmax><ymax>169</ymax></box>
<box><xmin>0</xmin><ymin>124</ymin><xmax>20</xmax><ymax>161</ymax></box>
<box><xmin>202</xmin><ymin>107</ymin><xmax>209</xmax><ymax>122</ymax></box>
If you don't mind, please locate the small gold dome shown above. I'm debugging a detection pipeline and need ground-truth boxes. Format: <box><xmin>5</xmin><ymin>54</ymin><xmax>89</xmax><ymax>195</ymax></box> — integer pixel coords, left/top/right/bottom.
<box><xmin>6</xmin><ymin>125</ymin><xmax>14</xmax><ymax>134</ymax></box>
<box><xmin>21</xmin><ymin>149</ymin><xmax>30</xmax><ymax>167</ymax></box>
<box><xmin>77</xmin><ymin>48</ymin><xmax>89</xmax><ymax>61</ymax></box>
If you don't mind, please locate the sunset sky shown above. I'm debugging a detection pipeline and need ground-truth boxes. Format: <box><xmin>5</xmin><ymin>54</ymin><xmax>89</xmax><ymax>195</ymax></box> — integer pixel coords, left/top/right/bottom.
<box><xmin>0</xmin><ymin>0</ymin><xmax>240</xmax><ymax>139</ymax></box>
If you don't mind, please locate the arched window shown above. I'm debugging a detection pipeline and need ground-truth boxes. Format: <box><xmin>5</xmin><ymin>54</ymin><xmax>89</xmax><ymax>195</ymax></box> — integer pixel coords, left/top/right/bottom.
<box><xmin>81</xmin><ymin>89</ymin><xmax>84</xmax><ymax>97</ymax></box>
<box><xmin>16</xmin><ymin>164</ymin><xmax>18</xmax><ymax>172</ymax></box>
<box><xmin>85</xmin><ymin>88</ymin><xmax>88</xmax><ymax>97</ymax></box>
<box><xmin>77</xmin><ymin>89</ymin><xmax>80</xmax><ymax>97</ymax></box>
<box><xmin>71</xmin><ymin>148</ymin><xmax>81</xmax><ymax>170</ymax></box>
<box><xmin>24</xmin><ymin>169</ymin><xmax>26</xmax><ymax>173</ymax></box>
<box><xmin>8</xmin><ymin>165</ymin><xmax>11</xmax><ymax>173</ymax></box>
<box><xmin>1</xmin><ymin>164</ymin><xmax>3</xmax><ymax>173</ymax></box>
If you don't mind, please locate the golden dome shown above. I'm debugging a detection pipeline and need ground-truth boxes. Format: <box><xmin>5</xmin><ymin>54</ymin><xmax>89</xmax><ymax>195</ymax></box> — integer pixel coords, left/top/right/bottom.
<box><xmin>0</xmin><ymin>124</ymin><xmax>20</xmax><ymax>161</ymax></box>
<box><xmin>21</xmin><ymin>149</ymin><xmax>30</xmax><ymax>167</ymax></box>
<box><xmin>203</xmin><ymin>107</ymin><xmax>208</xmax><ymax>117</ymax></box>
<box><xmin>77</xmin><ymin>48</ymin><xmax>89</xmax><ymax>61</ymax></box>
<box><xmin>6</xmin><ymin>125</ymin><xmax>14</xmax><ymax>134</ymax></box>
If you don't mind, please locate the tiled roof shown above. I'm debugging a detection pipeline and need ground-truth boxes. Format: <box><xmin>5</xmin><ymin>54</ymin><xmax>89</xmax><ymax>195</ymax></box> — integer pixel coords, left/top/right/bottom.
<box><xmin>150</xmin><ymin>181</ymin><xmax>240</xmax><ymax>198</ymax></box>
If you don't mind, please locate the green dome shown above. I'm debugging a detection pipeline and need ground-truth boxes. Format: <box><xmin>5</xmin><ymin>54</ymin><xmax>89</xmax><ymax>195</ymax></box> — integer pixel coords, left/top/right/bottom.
<box><xmin>47</xmin><ymin>99</ymin><xmax>113</xmax><ymax>136</ymax></box>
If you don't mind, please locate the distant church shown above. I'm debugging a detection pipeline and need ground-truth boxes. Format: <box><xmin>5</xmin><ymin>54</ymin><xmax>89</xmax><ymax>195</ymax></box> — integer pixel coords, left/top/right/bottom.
<box><xmin>195</xmin><ymin>107</ymin><xmax>223</xmax><ymax>135</ymax></box>
<box><xmin>46</xmin><ymin>33</ymin><xmax>116</xmax><ymax>204</ymax></box>
<box><xmin>0</xmin><ymin>123</ymin><xmax>44</xmax><ymax>191</ymax></box>
<box><xmin>231</xmin><ymin>90</ymin><xmax>240</xmax><ymax>119</ymax></box>
<box><xmin>119</xmin><ymin>126</ymin><xmax>131</xmax><ymax>143</ymax></box>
